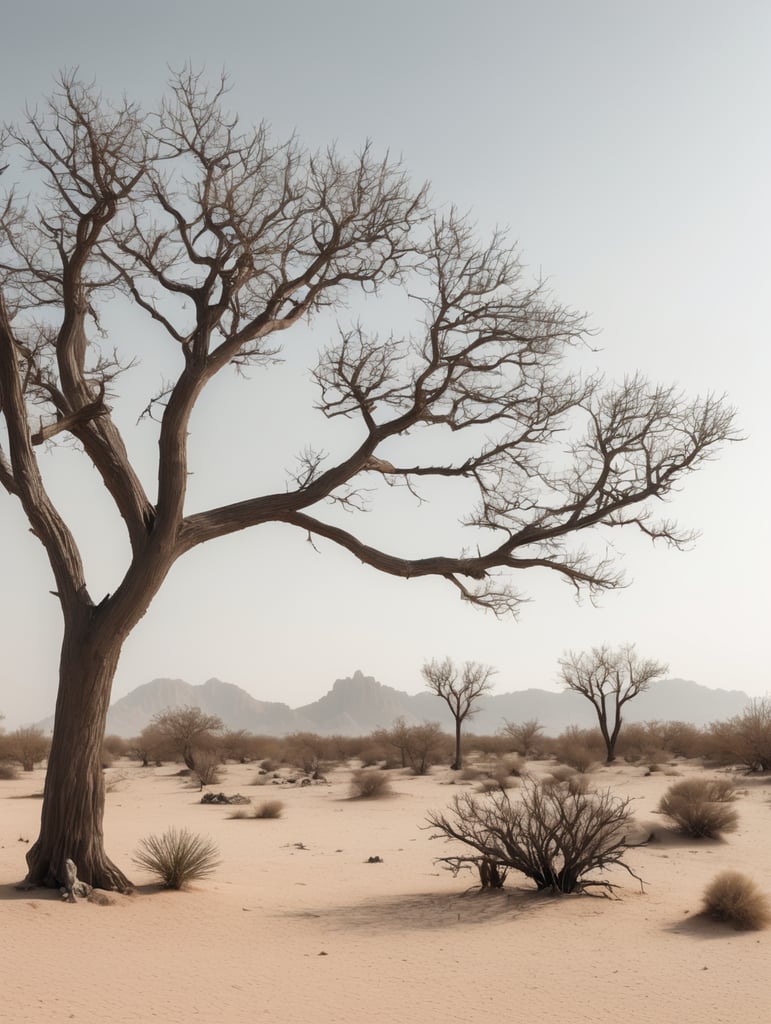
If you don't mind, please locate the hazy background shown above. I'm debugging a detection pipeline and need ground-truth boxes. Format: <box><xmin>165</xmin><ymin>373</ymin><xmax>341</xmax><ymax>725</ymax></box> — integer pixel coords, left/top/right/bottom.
<box><xmin>1</xmin><ymin>1</ymin><xmax>768</xmax><ymax>727</ymax></box>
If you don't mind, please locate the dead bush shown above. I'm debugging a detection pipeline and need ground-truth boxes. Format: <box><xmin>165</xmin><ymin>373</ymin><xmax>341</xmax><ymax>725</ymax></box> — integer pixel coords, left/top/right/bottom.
<box><xmin>707</xmin><ymin>699</ymin><xmax>771</xmax><ymax>771</ymax></box>
<box><xmin>427</xmin><ymin>775</ymin><xmax>639</xmax><ymax>895</ymax></box>
<box><xmin>349</xmin><ymin>768</ymin><xmax>392</xmax><ymax>799</ymax></box>
<box><xmin>253</xmin><ymin>799</ymin><xmax>284</xmax><ymax>819</ymax></box>
<box><xmin>499</xmin><ymin>719</ymin><xmax>545</xmax><ymax>757</ymax></box>
<box><xmin>357</xmin><ymin>743</ymin><xmax>390</xmax><ymax>767</ymax></box>
<box><xmin>0</xmin><ymin>763</ymin><xmax>19</xmax><ymax>780</ymax></box>
<box><xmin>658</xmin><ymin>777</ymin><xmax>739</xmax><ymax>838</ymax></box>
<box><xmin>280</xmin><ymin>732</ymin><xmax>334</xmax><ymax>777</ymax></box>
<box><xmin>549</xmin><ymin>726</ymin><xmax>604</xmax><ymax>773</ymax></box>
<box><xmin>191</xmin><ymin>749</ymin><xmax>223</xmax><ymax>787</ymax></box>
<box><xmin>702</xmin><ymin>871</ymin><xmax>771</xmax><ymax>930</ymax></box>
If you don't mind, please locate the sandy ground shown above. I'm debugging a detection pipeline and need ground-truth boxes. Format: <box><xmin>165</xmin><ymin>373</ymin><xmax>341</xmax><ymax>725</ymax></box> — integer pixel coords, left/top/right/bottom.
<box><xmin>1</xmin><ymin>757</ymin><xmax>770</xmax><ymax>1024</ymax></box>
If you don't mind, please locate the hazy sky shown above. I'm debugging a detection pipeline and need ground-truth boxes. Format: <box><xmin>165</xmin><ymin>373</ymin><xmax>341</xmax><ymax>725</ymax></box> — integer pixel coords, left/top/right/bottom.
<box><xmin>1</xmin><ymin>1</ymin><xmax>769</xmax><ymax>728</ymax></box>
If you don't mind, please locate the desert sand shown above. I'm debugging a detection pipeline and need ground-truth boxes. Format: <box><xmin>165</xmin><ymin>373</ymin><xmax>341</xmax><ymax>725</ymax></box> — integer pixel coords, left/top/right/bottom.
<box><xmin>1</xmin><ymin>758</ymin><xmax>770</xmax><ymax>1024</ymax></box>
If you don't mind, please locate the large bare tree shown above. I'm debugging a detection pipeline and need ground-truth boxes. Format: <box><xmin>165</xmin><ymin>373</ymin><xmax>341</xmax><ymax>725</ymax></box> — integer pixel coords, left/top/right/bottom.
<box><xmin>559</xmin><ymin>643</ymin><xmax>668</xmax><ymax>762</ymax></box>
<box><xmin>0</xmin><ymin>72</ymin><xmax>736</xmax><ymax>890</ymax></box>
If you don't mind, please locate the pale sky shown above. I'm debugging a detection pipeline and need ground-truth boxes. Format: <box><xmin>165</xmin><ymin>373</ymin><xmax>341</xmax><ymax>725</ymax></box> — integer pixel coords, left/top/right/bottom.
<box><xmin>1</xmin><ymin>1</ymin><xmax>769</xmax><ymax>728</ymax></box>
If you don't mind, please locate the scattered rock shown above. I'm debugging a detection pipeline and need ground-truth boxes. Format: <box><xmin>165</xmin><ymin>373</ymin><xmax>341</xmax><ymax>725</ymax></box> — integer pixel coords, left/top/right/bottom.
<box><xmin>200</xmin><ymin>792</ymin><xmax>250</xmax><ymax>805</ymax></box>
<box><xmin>366</xmin><ymin>856</ymin><xmax>383</xmax><ymax>864</ymax></box>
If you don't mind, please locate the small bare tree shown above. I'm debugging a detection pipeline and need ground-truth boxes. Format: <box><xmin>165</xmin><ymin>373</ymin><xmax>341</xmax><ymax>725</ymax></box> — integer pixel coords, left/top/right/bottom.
<box><xmin>559</xmin><ymin>644</ymin><xmax>667</xmax><ymax>763</ymax></box>
<box><xmin>0</xmin><ymin>71</ymin><xmax>736</xmax><ymax>889</ymax></box>
<box><xmin>422</xmin><ymin>657</ymin><xmax>496</xmax><ymax>769</ymax></box>
<box><xmin>151</xmin><ymin>706</ymin><xmax>223</xmax><ymax>771</ymax></box>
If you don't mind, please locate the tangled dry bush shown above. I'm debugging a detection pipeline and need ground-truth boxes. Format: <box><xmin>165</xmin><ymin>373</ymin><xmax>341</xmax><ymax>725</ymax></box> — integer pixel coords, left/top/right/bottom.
<box><xmin>349</xmin><ymin>768</ymin><xmax>392</xmax><ymax>799</ymax></box>
<box><xmin>427</xmin><ymin>776</ymin><xmax>639</xmax><ymax>894</ymax></box>
<box><xmin>658</xmin><ymin>777</ymin><xmax>739</xmax><ymax>838</ymax></box>
<box><xmin>133</xmin><ymin>828</ymin><xmax>221</xmax><ymax>889</ymax></box>
<box><xmin>702</xmin><ymin>871</ymin><xmax>771</xmax><ymax>930</ymax></box>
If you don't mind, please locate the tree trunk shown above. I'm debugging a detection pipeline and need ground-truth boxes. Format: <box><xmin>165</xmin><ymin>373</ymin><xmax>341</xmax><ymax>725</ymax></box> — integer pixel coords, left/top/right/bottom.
<box><xmin>453</xmin><ymin>717</ymin><xmax>462</xmax><ymax>771</ymax></box>
<box><xmin>24</xmin><ymin>629</ymin><xmax>132</xmax><ymax>892</ymax></box>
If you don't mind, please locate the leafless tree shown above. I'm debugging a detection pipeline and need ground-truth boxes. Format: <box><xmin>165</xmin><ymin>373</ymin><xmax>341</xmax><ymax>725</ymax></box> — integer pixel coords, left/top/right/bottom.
<box><xmin>559</xmin><ymin>644</ymin><xmax>667</xmax><ymax>763</ymax></box>
<box><xmin>422</xmin><ymin>657</ymin><xmax>496</xmax><ymax>769</ymax></box>
<box><xmin>0</xmin><ymin>72</ymin><xmax>737</xmax><ymax>890</ymax></box>
<box><xmin>151</xmin><ymin>706</ymin><xmax>223</xmax><ymax>771</ymax></box>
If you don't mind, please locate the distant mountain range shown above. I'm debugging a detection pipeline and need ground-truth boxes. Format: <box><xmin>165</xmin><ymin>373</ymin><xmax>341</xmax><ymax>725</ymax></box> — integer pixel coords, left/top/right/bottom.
<box><xmin>38</xmin><ymin>669</ymin><xmax>751</xmax><ymax>738</ymax></box>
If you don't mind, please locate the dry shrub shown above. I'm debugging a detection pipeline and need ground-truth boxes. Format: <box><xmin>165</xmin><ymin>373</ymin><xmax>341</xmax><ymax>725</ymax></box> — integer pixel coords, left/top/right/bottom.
<box><xmin>357</xmin><ymin>744</ymin><xmax>389</xmax><ymax>767</ymax></box>
<box><xmin>133</xmin><ymin>827</ymin><xmax>220</xmax><ymax>889</ymax></box>
<box><xmin>0</xmin><ymin>764</ymin><xmax>18</xmax><ymax>780</ymax></box>
<box><xmin>428</xmin><ymin>776</ymin><xmax>638</xmax><ymax>895</ymax></box>
<box><xmin>253</xmin><ymin>799</ymin><xmax>284</xmax><ymax>819</ymax></box>
<box><xmin>658</xmin><ymin>777</ymin><xmax>739</xmax><ymax>838</ymax></box>
<box><xmin>702</xmin><ymin>871</ymin><xmax>771</xmax><ymax>930</ymax></box>
<box><xmin>228</xmin><ymin>807</ymin><xmax>251</xmax><ymax>819</ymax></box>
<box><xmin>476</xmin><ymin>776</ymin><xmax>518</xmax><ymax>793</ymax></box>
<box><xmin>499</xmin><ymin>719</ymin><xmax>545</xmax><ymax>757</ymax></box>
<box><xmin>349</xmin><ymin>768</ymin><xmax>392</xmax><ymax>799</ymax></box>
<box><xmin>549</xmin><ymin>727</ymin><xmax>604</xmax><ymax>773</ymax></box>
<box><xmin>280</xmin><ymin>732</ymin><xmax>336</xmax><ymax>776</ymax></box>
<box><xmin>191</xmin><ymin>750</ymin><xmax>222</xmax><ymax>787</ymax></box>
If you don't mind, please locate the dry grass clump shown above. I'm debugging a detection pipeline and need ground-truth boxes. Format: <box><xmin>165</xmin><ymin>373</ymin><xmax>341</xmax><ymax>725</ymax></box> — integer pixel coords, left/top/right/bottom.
<box><xmin>658</xmin><ymin>777</ymin><xmax>739</xmax><ymax>838</ymax></box>
<box><xmin>702</xmin><ymin>871</ymin><xmax>771</xmax><ymax>930</ymax></box>
<box><xmin>253</xmin><ymin>799</ymin><xmax>285</xmax><ymax>819</ymax></box>
<box><xmin>349</xmin><ymin>768</ymin><xmax>392</xmax><ymax>799</ymax></box>
<box><xmin>0</xmin><ymin>764</ymin><xmax>19</xmax><ymax>780</ymax></box>
<box><xmin>133</xmin><ymin>827</ymin><xmax>220</xmax><ymax>889</ymax></box>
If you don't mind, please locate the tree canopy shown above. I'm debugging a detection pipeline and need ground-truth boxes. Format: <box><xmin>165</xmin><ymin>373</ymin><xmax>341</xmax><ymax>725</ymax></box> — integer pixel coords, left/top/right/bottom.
<box><xmin>0</xmin><ymin>70</ymin><xmax>738</xmax><ymax>890</ymax></box>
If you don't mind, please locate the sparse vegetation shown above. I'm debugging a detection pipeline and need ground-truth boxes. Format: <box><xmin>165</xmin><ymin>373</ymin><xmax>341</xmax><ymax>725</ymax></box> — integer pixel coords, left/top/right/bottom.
<box><xmin>280</xmin><ymin>732</ymin><xmax>334</xmax><ymax>777</ymax></box>
<box><xmin>658</xmin><ymin>777</ymin><xmax>739</xmax><ymax>838</ymax></box>
<box><xmin>707</xmin><ymin>699</ymin><xmax>771</xmax><ymax>771</ymax></box>
<box><xmin>132</xmin><ymin>828</ymin><xmax>221</xmax><ymax>889</ymax></box>
<box><xmin>702</xmin><ymin>871</ymin><xmax>771</xmax><ymax>930</ymax></box>
<box><xmin>349</xmin><ymin>768</ymin><xmax>392</xmax><ymax>799</ymax></box>
<box><xmin>500</xmin><ymin>719</ymin><xmax>545</xmax><ymax>758</ymax></box>
<box><xmin>0</xmin><ymin>727</ymin><xmax>51</xmax><ymax>772</ymax></box>
<box><xmin>427</xmin><ymin>775</ymin><xmax>639</xmax><ymax>895</ymax></box>
<box><xmin>549</xmin><ymin>726</ymin><xmax>604</xmax><ymax>773</ymax></box>
<box><xmin>403</xmin><ymin>722</ymin><xmax>451</xmax><ymax>776</ymax></box>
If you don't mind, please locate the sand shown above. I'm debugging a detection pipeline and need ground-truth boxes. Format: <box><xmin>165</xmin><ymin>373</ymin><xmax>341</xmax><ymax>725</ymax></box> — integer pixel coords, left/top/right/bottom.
<box><xmin>1</xmin><ymin>758</ymin><xmax>770</xmax><ymax>1023</ymax></box>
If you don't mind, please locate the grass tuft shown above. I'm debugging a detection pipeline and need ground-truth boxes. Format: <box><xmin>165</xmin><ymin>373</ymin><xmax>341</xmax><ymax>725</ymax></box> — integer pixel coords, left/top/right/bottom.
<box><xmin>133</xmin><ymin>827</ymin><xmax>220</xmax><ymax>889</ymax></box>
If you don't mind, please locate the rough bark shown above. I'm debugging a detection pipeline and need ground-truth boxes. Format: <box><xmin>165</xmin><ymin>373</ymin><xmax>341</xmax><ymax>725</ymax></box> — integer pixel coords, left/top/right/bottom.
<box><xmin>24</xmin><ymin>631</ymin><xmax>133</xmax><ymax>892</ymax></box>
